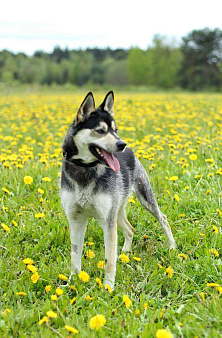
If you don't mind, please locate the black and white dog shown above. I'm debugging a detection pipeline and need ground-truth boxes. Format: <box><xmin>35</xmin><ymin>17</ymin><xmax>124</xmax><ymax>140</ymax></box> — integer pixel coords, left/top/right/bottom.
<box><xmin>60</xmin><ymin>91</ymin><xmax>176</xmax><ymax>290</ymax></box>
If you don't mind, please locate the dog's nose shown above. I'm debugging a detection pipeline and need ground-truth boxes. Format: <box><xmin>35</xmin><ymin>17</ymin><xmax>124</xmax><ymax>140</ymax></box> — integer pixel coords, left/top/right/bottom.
<box><xmin>116</xmin><ymin>140</ymin><xmax>126</xmax><ymax>151</ymax></box>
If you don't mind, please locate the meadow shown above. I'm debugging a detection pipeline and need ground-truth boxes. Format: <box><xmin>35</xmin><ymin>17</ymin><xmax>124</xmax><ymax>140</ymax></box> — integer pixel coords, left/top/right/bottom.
<box><xmin>0</xmin><ymin>92</ymin><xmax>221</xmax><ymax>337</ymax></box>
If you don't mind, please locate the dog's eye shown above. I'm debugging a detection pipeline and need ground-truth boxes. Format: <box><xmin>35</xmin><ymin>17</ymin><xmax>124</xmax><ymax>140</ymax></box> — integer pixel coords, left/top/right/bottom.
<box><xmin>96</xmin><ymin>129</ymin><xmax>106</xmax><ymax>134</ymax></box>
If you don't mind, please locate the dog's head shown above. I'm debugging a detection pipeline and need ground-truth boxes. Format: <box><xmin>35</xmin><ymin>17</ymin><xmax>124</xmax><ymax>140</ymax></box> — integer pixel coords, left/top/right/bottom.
<box><xmin>63</xmin><ymin>91</ymin><xmax>126</xmax><ymax>172</ymax></box>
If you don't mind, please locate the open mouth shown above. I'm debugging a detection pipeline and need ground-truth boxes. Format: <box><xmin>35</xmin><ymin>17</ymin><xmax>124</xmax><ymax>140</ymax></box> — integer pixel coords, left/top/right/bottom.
<box><xmin>89</xmin><ymin>145</ymin><xmax>120</xmax><ymax>172</ymax></box>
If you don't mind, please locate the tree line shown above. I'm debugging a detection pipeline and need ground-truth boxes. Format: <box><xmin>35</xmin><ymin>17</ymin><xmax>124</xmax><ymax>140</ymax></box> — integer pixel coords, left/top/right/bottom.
<box><xmin>0</xmin><ymin>28</ymin><xmax>222</xmax><ymax>91</ymax></box>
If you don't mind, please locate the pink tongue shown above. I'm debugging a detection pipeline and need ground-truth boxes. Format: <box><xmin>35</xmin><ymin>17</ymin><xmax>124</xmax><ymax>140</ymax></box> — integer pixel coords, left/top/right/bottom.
<box><xmin>100</xmin><ymin>149</ymin><xmax>120</xmax><ymax>172</ymax></box>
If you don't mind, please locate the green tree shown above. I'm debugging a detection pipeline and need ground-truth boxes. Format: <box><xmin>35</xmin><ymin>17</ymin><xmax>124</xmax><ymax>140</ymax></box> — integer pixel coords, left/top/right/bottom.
<box><xmin>179</xmin><ymin>28</ymin><xmax>222</xmax><ymax>91</ymax></box>
<box><xmin>127</xmin><ymin>47</ymin><xmax>147</xmax><ymax>85</ymax></box>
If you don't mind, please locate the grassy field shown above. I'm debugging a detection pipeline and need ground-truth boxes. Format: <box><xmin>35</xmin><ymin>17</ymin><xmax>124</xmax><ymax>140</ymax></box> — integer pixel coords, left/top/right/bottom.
<box><xmin>0</xmin><ymin>92</ymin><xmax>222</xmax><ymax>337</ymax></box>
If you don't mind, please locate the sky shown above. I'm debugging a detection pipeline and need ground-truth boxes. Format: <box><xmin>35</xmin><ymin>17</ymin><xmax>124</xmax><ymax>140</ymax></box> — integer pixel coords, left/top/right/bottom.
<box><xmin>1</xmin><ymin>0</ymin><xmax>222</xmax><ymax>55</ymax></box>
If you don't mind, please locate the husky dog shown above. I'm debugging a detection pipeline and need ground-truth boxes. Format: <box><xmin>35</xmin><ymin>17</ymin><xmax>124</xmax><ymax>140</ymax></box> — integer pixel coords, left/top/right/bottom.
<box><xmin>60</xmin><ymin>91</ymin><xmax>176</xmax><ymax>290</ymax></box>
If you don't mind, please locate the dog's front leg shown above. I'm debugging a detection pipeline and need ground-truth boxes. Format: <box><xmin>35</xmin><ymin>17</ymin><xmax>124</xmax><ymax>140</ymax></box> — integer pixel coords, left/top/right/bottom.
<box><xmin>103</xmin><ymin>220</ymin><xmax>118</xmax><ymax>291</ymax></box>
<box><xmin>67</xmin><ymin>214</ymin><xmax>88</xmax><ymax>276</ymax></box>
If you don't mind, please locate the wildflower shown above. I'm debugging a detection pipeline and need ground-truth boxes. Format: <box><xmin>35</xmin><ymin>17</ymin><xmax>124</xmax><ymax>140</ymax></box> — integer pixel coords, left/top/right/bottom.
<box><xmin>185</xmin><ymin>186</ymin><xmax>190</xmax><ymax>190</ymax></box>
<box><xmin>200</xmin><ymin>292</ymin><xmax>205</xmax><ymax>300</ymax></box>
<box><xmin>133</xmin><ymin>256</ymin><xmax>141</xmax><ymax>262</ymax></box>
<box><xmin>2</xmin><ymin>187</ymin><xmax>10</xmax><ymax>194</ymax></box>
<box><xmin>174</xmin><ymin>194</ymin><xmax>179</xmax><ymax>202</ymax></box>
<box><xmin>27</xmin><ymin>265</ymin><xmax>37</xmax><ymax>273</ymax></box>
<box><xmin>105</xmin><ymin>284</ymin><xmax>112</xmax><ymax>293</ymax></box>
<box><xmin>38</xmin><ymin>316</ymin><xmax>49</xmax><ymax>326</ymax></box>
<box><xmin>1</xmin><ymin>223</ymin><xmax>10</xmax><ymax>232</ymax></box>
<box><xmin>58</xmin><ymin>273</ymin><xmax>68</xmax><ymax>281</ymax></box>
<box><xmin>209</xmin><ymin>248</ymin><xmax>219</xmax><ymax>257</ymax></box>
<box><xmin>87</xmin><ymin>250</ymin><xmax>95</xmax><ymax>259</ymax></box>
<box><xmin>42</xmin><ymin>177</ymin><xmax>51</xmax><ymax>182</ymax></box>
<box><xmin>217</xmin><ymin>286</ymin><xmax>222</xmax><ymax>294</ymax></box>
<box><xmin>16</xmin><ymin>292</ymin><xmax>27</xmax><ymax>296</ymax></box>
<box><xmin>128</xmin><ymin>196</ymin><xmax>135</xmax><ymax>203</ymax></box>
<box><xmin>56</xmin><ymin>288</ymin><xmax>63</xmax><ymax>296</ymax></box>
<box><xmin>45</xmin><ymin>285</ymin><xmax>52</xmax><ymax>292</ymax></box>
<box><xmin>87</xmin><ymin>241</ymin><xmax>94</xmax><ymax>246</ymax></box>
<box><xmin>213</xmin><ymin>225</ymin><xmax>219</xmax><ymax>234</ymax></box>
<box><xmin>89</xmin><ymin>314</ymin><xmax>106</xmax><ymax>330</ymax></box>
<box><xmin>38</xmin><ymin>188</ymin><xmax>44</xmax><ymax>194</ymax></box>
<box><xmin>169</xmin><ymin>176</ymin><xmax>178</xmax><ymax>181</ymax></box>
<box><xmin>96</xmin><ymin>277</ymin><xmax>103</xmax><ymax>288</ymax></box>
<box><xmin>177</xmin><ymin>253</ymin><xmax>187</xmax><ymax>261</ymax></box>
<box><xmin>97</xmin><ymin>260</ymin><xmax>105</xmax><ymax>269</ymax></box>
<box><xmin>12</xmin><ymin>220</ymin><xmax>17</xmax><ymax>226</ymax></box>
<box><xmin>46</xmin><ymin>310</ymin><xmax>58</xmax><ymax>318</ymax></box>
<box><xmin>51</xmin><ymin>295</ymin><xmax>58</xmax><ymax>301</ymax></box>
<box><xmin>78</xmin><ymin>271</ymin><xmax>90</xmax><ymax>282</ymax></box>
<box><xmin>65</xmin><ymin>325</ymin><xmax>78</xmax><ymax>334</ymax></box>
<box><xmin>205</xmin><ymin>158</ymin><xmax>214</xmax><ymax>163</ymax></box>
<box><xmin>156</xmin><ymin>328</ymin><xmax>173</xmax><ymax>338</ymax></box>
<box><xmin>189</xmin><ymin>154</ymin><xmax>197</xmax><ymax>161</ymax></box>
<box><xmin>70</xmin><ymin>297</ymin><xmax>76</xmax><ymax>305</ymax></box>
<box><xmin>165</xmin><ymin>266</ymin><xmax>173</xmax><ymax>278</ymax></box>
<box><xmin>31</xmin><ymin>272</ymin><xmax>40</xmax><ymax>283</ymax></box>
<box><xmin>23</xmin><ymin>176</ymin><xmax>33</xmax><ymax>184</ymax></box>
<box><xmin>143</xmin><ymin>303</ymin><xmax>148</xmax><ymax>310</ymax></box>
<box><xmin>206</xmin><ymin>189</ymin><xmax>211</xmax><ymax>195</ymax></box>
<box><xmin>179</xmin><ymin>214</ymin><xmax>185</xmax><ymax>218</ymax></box>
<box><xmin>178</xmin><ymin>322</ymin><xmax>182</xmax><ymax>327</ymax></box>
<box><xmin>85</xmin><ymin>295</ymin><xmax>93</xmax><ymax>300</ymax></box>
<box><xmin>70</xmin><ymin>285</ymin><xmax>77</xmax><ymax>290</ymax></box>
<box><xmin>119</xmin><ymin>253</ymin><xmax>130</xmax><ymax>263</ymax></box>
<box><xmin>123</xmin><ymin>295</ymin><xmax>132</xmax><ymax>308</ymax></box>
<box><xmin>158</xmin><ymin>263</ymin><xmax>163</xmax><ymax>269</ymax></box>
<box><xmin>216</xmin><ymin>208</ymin><xmax>222</xmax><ymax>216</ymax></box>
<box><xmin>35</xmin><ymin>213</ymin><xmax>45</xmax><ymax>218</ymax></box>
<box><xmin>207</xmin><ymin>283</ymin><xmax>220</xmax><ymax>287</ymax></box>
<box><xmin>23</xmin><ymin>258</ymin><xmax>34</xmax><ymax>265</ymax></box>
<box><xmin>135</xmin><ymin>309</ymin><xmax>140</xmax><ymax>316</ymax></box>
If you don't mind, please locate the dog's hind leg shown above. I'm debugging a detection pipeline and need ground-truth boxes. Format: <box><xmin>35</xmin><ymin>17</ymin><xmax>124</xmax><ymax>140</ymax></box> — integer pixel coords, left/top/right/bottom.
<box><xmin>117</xmin><ymin>208</ymin><xmax>135</xmax><ymax>252</ymax></box>
<box><xmin>134</xmin><ymin>160</ymin><xmax>176</xmax><ymax>249</ymax></box>
<box><xmin>67</xmin><ymin>213</ymin><xmax>88</xmax><ymax>275</ymax></box>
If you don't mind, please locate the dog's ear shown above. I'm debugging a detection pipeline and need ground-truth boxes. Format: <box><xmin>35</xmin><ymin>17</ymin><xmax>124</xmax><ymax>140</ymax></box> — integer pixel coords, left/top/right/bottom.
<box><xmin>98</xmin><ymin>91</ymin><xmax>114</xmax><ymax>117</ymax></box>
<box><xmin>74</xmin><ymin>92</ymin><xmax>95</xmax><ymax>125</ymax></box>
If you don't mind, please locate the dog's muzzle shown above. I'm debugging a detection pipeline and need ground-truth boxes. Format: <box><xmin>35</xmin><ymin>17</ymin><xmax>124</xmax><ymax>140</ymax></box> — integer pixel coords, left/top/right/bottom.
<box><xmin>116</xmin><ymin>140</ymin><xmax>126</xmax><ymax>152</ymax></box>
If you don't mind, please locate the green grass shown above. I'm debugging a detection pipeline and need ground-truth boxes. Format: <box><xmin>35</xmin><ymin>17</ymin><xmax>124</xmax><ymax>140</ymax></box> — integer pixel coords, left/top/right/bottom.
<box><xmin>0</xmin><ymin>92</ymin><xmax>221</xmax><ymax>337</ymax></box>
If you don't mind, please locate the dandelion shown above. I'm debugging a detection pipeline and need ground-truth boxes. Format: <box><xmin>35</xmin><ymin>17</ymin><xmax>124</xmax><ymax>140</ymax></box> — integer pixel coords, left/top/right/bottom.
<box><xmin>189</xmin><ymin>154</ymin><xmax>197</xmax><ymax>161</ymax></box>
<box><xmin>23</xmin><ymin>176</ymin><xmax>33</xmax><ymax>184</ymax></box>
<box><xmin>70</xmin><ymin>297</ymin><xmax>76</xmax><ymax>305</ymax></box>
<box><xmin>51</xmin><ymin>295</ymin><xmax>58</xmax><ymax>301</ymax></box>
<box><xmin>70</xmin><ymin>285</ymin><xmax>77</xmax><ymax>290</ymax></box>
<box><xmin>217</xmin><ymin>286</ymin><xmax>222</xmax><ymax>294</ymax></box>
<box><xmin>143</xmin><ymin>303</ymin><xmax>148</xmax><ymax>310</ymax></box>
<box><xmin>207</xmin><ymin>283</ymin><xmax>220</xmax><ymax>287</ymax></box>
<box><xmin>87</xmin><ymin>250</ymin><xmax>95</xmax><ymax>259</ymax></box>
<box><xmin>38</xmin><ymin>316</ymin><xmax>49</xmax><ymax>326</ymax></box>
<box><xmin>12</xmin><ymin>220</ymin><xmax>17</xmax><ymax>226</ymax></box>
<box><xmin>156</xmin><ymin>329</ymin><xmax>173</xmax><ymax>338</ymax></box>
<box><xmin>209</xmin><ymin>248</ymin><xmax>219</xmax><ymax>257</ymax></box>
<box><xmin>216</xmin><ymin>208</ymin><xmax>222</xmax><ymax>216</ymax></box>
<box><xmin>35</xmin><ymin>213</ymin><xmax>45</xmax><ymax>218</ymax></box>
<box><xmin>65</xmin><ymin>325</ymin><xmax>78</xmax><ymax>334</ymax></box>
<box><xmin>169</xmin><ymin>176</ymin><xmax>178</xmax><ymax>181</ymax></box>
<box><xmin>23</xmin><ymin>258</ymin><xmax>34</xmax><ymax>265</ymax></box>
<box><xmin>38</xmin><ymin>188</ymin><xmax>44</xmax><ymax>194</ymax></box>
<box><xmin>89</xmin><ymin>314</ymin><xmax>106</xmax><ymax>330</ymax></box>
<box><xmin>2</xmin><ymin>187</ymin><xmax>10</xmax><ymax>194</ymax></box>
<box><xmin>213</xmin><ymin>225</ymin><xmax>219</xmax><ymax>234</ymax></box>
<box><xmin>16</xmin><ymin>292</ymin><xmax>27</xmax><ymax>296</ymax></box>
<box><xmin>42</xmin><ymin>177</ymin><xmax>51</xmax><ymax>182</ymax></box>
<box><xmin>45</xmin><ymin>285</ymin><xmax>52</xmax><ymax>292</ymax></box>
<box><xmin>55</xmin><ymin>288</ymin><xmax>63</xmax><ymax>296</ymax></box>
<box><xmin>85</xmin><ymin>295</ymin><xmax>93</xmax><ymax>300</ymax></box>
<box><xmin>96</xmin><ymin>277</ymin><xmax>103</xmax><ymax>288</ymax></box>
<box><xmin>119</xmin><ymin>253</ymin><xmax>130</xmax><ymax>263</ymax></box>
<box><xmin>123</xmin><ymin>295</ymin><xmax>132</xmax><ymax>308</ymax></box>
<box><xmin>78</xmin><ymin>271</ymin><xmax>90</xmax><ymax>282</ymax></box>
<box><xmin>1</xmin><ymin>223</ymin><xmax>10</xmax><ymax>232</ymax></box>
<box><xmin>58</xmin><ymin>273</ymin><xmax>68</xmax><ymax>281</ymax></box>
<box><xmin>177</xmin><ymin>253</ymin><xmax>187</xmax><ymax>261</ymax></box>
<box><xmin>31</xmin><ymin>272</ymin><xmax>40</xmax><ymax>283</ymax></box>
<box><xmin>135</xmin><ymin>309</ymin><xmax>140</xmax><ymax>316</ymax></box>
<box><xmin>105</xmin><ymin>284</ymin><xmax>112</xmax><ymax>293</ymax></box>
<box><xmin>97</xmin><ymin>260</ymin><xmax>105</xmax><ymax>269</ymax></box>
<box><xmin>133</xmin><ymin>256</ymin><xmax>141</xmax><ymax>262</ymax></box>
<box><xmin>200</xmin><ymin>292</ymin><xmax>205</xmax><ymax>300</ymax></box>
<box><xmin>174</xmin><ymin>194</ymin><xmax>180</xmax><ymax>202</ymax></box>
<box><xmin>158</xmin><ymin>263</ymin><xmax>163</xmax><ymax>269</ymax></box>
<box><xmin>165</xmin><ymin>266</ymin><xmax>173</xmax><ymax>278</ymax></box>
<box><xmin>27</xmin><ymin>265</ymin><xmax>37</xmax><ymax>273</ymax></box>
<box><xmin>46</xmin><ymin>310</ymin><xmax>57</xmax><ymax>318</ymax></box>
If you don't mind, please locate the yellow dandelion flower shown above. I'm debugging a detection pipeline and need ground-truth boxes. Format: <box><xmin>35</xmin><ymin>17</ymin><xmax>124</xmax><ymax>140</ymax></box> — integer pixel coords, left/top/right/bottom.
<box><xmin>133</xmin><ymin>256</ymin><xmax>141</xmax><ymax>262</ymax></box>
<box><xmin>16</xmin><ymin>292</ymin><xmax>27</xmax><ymax>296</ymax></box>
<box><xmin>174</xmin><ymin>194</ymin><xmax>180</xmax><ymax>202</ymax></box>
<box><xmin>143</xmin><ymin>303</ymin><xmax>148</xmax><ymax>310</ymax></box>
<box><xmin>156</xmin><ymin>328</ymin><xmax>173</xmax><ymax>338</ymax></box>
<box><xmin>70</xmin><ymin>285</ymin><xmax>77</xmax><ymax>290</ymax></box>
<box><xmin>216</xmin><ymin>208</ymin><xmax>222</xmax><ymax>216</ymax></box>
<box><xmin>78</xmin><ymin>271</ymin><xmax>90</xmax><ymax>282</ymax></box>
<box><xmin>58</xmin><ymin>273</ymin><xmax>68</xmax><ymax>281</ymax></box>
<box><xmin>65</xmin><ymin>325</ymin><xmax>78</xmax><ymax>334</ymax></box>
<box><xmin>38</xmin><ymin>316</ymin><xmax>49</xmax><ymax>326</ymax></box>
<box><xmin>123</xmin><ymin>295</ymin><xmax>132</xmax><ymax>308</ymax></box>
<box><xmin>12</xmin><ymin>220</ymin><xmax>17</xmax><ymax>226</ymax></box>
<box><xmin>56</xmin><ymin>288</ymin><xmax>63</xmax><ymax>296</ymax></box>
<box><xmin>213</xmin><ymin>225</ymin><xmax>219</xmax><ymax>234</ymax></box>
<box><xmin>35</xmin><ymin>213</ymin><xmax>45</xmax><ymax>218</ymax></box>
<box><xmin>119</xmin><ymin>253</ymin><xmax>130</xmax><ymax>263</ymax></box>
<box><xmin>2</xmin><ymin>187</ymin><xmax>10</xmax><ymax>194</ymax></box>
<box><xmin>207</xmin><ymin>283</ymin><xmax>220</xmax><ymax>287</ymax></box>
<box><xmin>169</xmin><ymin>176</ymin><xmax>178</xmax><ymax>181</ymax></box>
<box><xmin>70</xmin><ymin>297</ymin><xmax>76</xmax><ymax>305</ymax></box>
<box><xmin>158</xmin><ymin>263</ymin><xmax>163</xmax><ymax>269</ymax></box>
<box><xmin>87</xmin><ymin>250</ymin><xmax>95</xmax><ymax>259</ymax></box>
<box><xmin>89</xmin><ymin>314</ymin><xmax>106</xmax><ymax>330</ymax></box>
<box><xmin>200</xmin><ymin>292</ymin><xmax>205</xmax><ymax>301</ymax></box>
<box><xmin>45</xmin><ymin>285</ymin><xmax>52</xmax><ymax>292</ymax></box>
<box><xmin>105</xmin><ymin>284</ymin><xmax>112</xmax><ymax>293</ymax></box>
<box><xmin>189</xmin><ymin>154</ymin><xmax>197</xmax><ymax>161</ymax></box>
<box><xmin>85</xmin><ymin>295</ymin><xmax>93</xmax><ymax>300</ymax></box>
<box><xmin>1</xmin><ymin>223</ymin><xmax>10</xmax><ymax>232</ymax></box>
<box><xmin>165</xmin><ymin>266</ymin><xmax>173</xmax><ymax>278</ymax></box>
<box><xmin>135</xmin><ymin>309</ymin><xmax>140</xmax><ymax>316</ymax></box>
<box><xmin>23</xmin><ymin>176</ymin><xmax>33</xmax><ymax>184</ymax></box>
<box><xmin>42</xmin><ymin>177</ymin><xmax>51</xmax><ymax>182</ymax></box>
<box><xmin>217</xmin><ymin>286</ymin><xmax>222</xmax><ymax>294</ymax></box>
<box><xmin>31</xmin><ymin>272</ymin><xmax>40</xmax><ymax>283</ymax></box>
<box><xmin>97</xmin><ymin>260</ymin><xmax>105</xmax><ymax>269</ymax></box>
<box><xmin>46</xmin><ymin>310</ymin><xmax>57</xmax><ymax>318</ymax></box>
<box><xmin>27</xmin><ymin>265</ymin><xmax>37</xmax><ymax>273</ymax></box>
<box><xmin>209</xmin><ymin>248</ymin><xmax>219</xmax><ymax>257</ymax></box>
<box><xmin>23</xmin><ymin>258</ymin><xmax>34</xmax><ymax>265</ymax></box>
<box><xmin>177</xmin><ymin>253</ymin><xmax>187</xmax><ymax>261</ymax></box>
<box><xmin>38</xmin><ymin>188</ymin><xmax>44</xmax><ymax>194</ymax></box>
<box><xmin>96</xmin><ymin>277</ymin><xmax>103</xmax><ymax>288</ymax></box>
<box><xmin>51</xmin><ymin>295</ymin><xmax>58</xmax><ymax>301</ymax></box>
